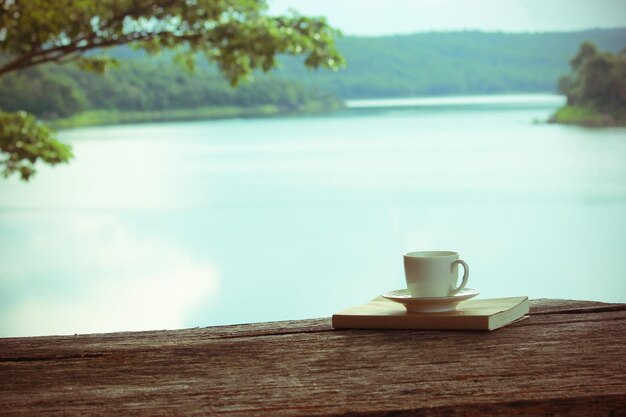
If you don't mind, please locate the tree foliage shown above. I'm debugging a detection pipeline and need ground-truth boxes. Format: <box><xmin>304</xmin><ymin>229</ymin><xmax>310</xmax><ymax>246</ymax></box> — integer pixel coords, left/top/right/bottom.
<box><xmin>0</xmin><ymin>110</ymin><xmax>73</xmax><ymax>180</ymax></box>
<box><xmin>0</xmin><ymin>0</ymin><xmax>344</xmax><ymax>180</ymax></box>
<box><xmin>558</xmin><ymin>41</ymin><xmax>626</xmax><ymax>112</ymax></box>
<box><xmin>0</xmin><ymin>0</ymin><xmax>343</xmax><ymax>80</ymax></box>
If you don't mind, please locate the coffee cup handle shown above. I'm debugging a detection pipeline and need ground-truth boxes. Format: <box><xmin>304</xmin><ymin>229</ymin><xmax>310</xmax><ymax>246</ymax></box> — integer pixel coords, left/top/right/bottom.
<box><xmin>450</xmin><ymin>260</ymin><xmax>469</xmax><ymax>295</ymax></box>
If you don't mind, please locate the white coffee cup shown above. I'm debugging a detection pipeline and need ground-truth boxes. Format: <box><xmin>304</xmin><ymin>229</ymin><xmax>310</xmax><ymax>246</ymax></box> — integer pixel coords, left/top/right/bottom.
<box><xmin>403</xmin><ymin>251</ymin><xmax>469</xmax><ymax>298</ymax></box>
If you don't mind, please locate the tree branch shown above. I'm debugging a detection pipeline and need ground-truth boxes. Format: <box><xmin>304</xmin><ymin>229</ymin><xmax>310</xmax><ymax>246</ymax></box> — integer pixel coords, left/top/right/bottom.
<box><xmin>0</xmin><ymin>0</ymin><xmax>186</xmax><ymax>76</ymax></box>
<box><xmin>0</xmin><ymin>32</ymin><xmax>158</xmax><ymax>75</ymax></box>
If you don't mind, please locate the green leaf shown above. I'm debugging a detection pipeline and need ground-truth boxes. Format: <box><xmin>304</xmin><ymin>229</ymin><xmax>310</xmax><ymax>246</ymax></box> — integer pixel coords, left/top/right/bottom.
<box><xmin>75</xmin><ymin>56</ymin><xmax>120</xmax><ymax>74</ymax></box>
<box><xmin>0</xmin><ymin>110</ymin><xmax>73</xmax><ymax>181</ymax></box>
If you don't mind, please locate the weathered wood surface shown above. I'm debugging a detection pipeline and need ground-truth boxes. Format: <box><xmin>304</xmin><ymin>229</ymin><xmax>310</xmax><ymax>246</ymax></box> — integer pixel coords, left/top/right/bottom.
<box><xmin>1</xmin><ymin>299</ymin><xmax>625</xmax><ymax>416</ymax></box>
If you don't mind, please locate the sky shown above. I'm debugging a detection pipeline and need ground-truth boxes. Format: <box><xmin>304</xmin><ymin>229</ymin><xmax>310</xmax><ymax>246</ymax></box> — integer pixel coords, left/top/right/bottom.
<box><xmin>268</xmin><ymin>0</ymin><xmax>626</xmax><ymax>36</ymax></box>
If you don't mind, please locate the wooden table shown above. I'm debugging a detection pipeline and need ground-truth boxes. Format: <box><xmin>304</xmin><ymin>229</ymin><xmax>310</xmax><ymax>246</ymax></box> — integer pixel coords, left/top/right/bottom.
<box><xmin>1</xmin><ymin>299</ymin><xmax>625</xmax><ymax>416</ymax></box>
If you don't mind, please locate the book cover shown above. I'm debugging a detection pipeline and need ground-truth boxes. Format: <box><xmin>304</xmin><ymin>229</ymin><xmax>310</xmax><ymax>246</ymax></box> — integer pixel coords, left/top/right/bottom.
<box><xmin>332</xmin><ymin>296</ymin><xmax>529</xmax><ymax>331</ymax></box>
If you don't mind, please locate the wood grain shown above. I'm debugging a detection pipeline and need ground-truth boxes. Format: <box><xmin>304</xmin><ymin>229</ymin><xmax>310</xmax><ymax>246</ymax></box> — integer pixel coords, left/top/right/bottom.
<box><xmin>1</xmin><ymin>299</ymin><xmax>625</xmax><ymax>416</ymax></box>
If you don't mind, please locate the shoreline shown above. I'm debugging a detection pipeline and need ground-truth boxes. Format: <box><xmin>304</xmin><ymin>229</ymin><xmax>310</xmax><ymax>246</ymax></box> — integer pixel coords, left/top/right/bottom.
<box><xmin>549</xmin><ymin>105</ymin><xmax>626</xmax><ymax>127</ymax></box>
<box><xmin>346</xmin><ymin>93</ymin><xmax>565</xmax><ymax>109</ymax></box>
<box><xmin>47</xmin><ymin>101</ymin><xmax>343</xmax><ymax>130</ymax></box>
<box><xmin>45</xmin><ymin>96</ymin><xmax>626</xmax><ymax>130</ymax></box>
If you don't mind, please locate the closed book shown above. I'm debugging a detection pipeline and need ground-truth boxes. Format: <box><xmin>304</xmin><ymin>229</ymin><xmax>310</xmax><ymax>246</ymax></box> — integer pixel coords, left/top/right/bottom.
<box><xmin>332</xmin><ymin>296</ymin><xmax>529</xmax><ymax>331</ymax></box>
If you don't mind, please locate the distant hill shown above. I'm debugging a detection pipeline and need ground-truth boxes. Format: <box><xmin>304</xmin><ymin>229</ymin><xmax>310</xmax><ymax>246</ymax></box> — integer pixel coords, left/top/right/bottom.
<box><xmin>276</xmin><ymin>28</ymin><xmax>626</xmax><ymax>98</ymax></box>
<box><xmin>0</xmin><ymin>59</ymin><xmax>340</xmax><ymax>120</ymax></box>
<box><xmin>1</xmin><ymin>28</ymin><xmax>624</xmax><ymax>124</ymax></box>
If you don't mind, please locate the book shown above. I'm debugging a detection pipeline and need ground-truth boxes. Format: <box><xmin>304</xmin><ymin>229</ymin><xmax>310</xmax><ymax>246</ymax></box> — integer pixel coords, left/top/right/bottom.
<box><xmin>332</xmin><ymin>296</ymin><xmax>529</xmax><ymax>331</ymax></box>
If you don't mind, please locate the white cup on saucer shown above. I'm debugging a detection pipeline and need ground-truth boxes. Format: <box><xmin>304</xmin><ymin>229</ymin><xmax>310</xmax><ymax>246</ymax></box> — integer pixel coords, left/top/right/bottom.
<box><xmin>403</xmin><ymin>251</ymin><xmax>469</xmax><ymax>298</ymax></box>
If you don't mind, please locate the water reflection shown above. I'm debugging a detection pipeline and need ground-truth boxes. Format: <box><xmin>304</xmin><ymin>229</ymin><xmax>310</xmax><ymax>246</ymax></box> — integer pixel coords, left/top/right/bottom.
<box><xmin>0</xmin><ymin>213</ymin><xmax>218</xmax><ymax>336</ymax></box>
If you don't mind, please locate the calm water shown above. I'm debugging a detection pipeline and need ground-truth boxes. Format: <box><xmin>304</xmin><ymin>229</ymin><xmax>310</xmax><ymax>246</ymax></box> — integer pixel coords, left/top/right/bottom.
<box><xmin>1</xmin><ymin>94</ymin><xmax>625</xmax><ymax>337</ymax></box>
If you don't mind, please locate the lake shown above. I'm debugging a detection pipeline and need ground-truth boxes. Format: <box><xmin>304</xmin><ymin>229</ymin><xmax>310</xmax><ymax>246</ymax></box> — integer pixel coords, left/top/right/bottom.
<box><xmin>1</xmin><ymin>94</ymin><xmax>625</xmax><ymax>337</ymax></box>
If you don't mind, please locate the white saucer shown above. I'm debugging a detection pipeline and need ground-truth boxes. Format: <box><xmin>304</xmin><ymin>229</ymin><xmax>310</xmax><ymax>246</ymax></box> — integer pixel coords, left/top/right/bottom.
<box><xmin>382</xmin><ymin>288</ymin><xmax>479</xmax><ymax>313</ymax></box>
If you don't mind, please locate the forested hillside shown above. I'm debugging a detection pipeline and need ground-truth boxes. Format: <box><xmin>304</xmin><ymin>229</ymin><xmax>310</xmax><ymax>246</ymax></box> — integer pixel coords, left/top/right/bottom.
<box><xmin>276</xmin><ymin>28</ymin><xmax>626</xmax><ymax>98</ymax></box>
<box><xmin>1</xmin><ymin>28</ymin><xmax>624</xmax><ymax>123</ymax></box>
<box><xmin>0</xmin><ymin>61</ymin><xmax>340</xmax><ymax>120</ymax></box>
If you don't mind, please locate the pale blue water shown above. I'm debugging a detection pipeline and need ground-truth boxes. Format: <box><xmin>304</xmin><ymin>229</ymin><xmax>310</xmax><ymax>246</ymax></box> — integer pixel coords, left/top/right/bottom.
<box><xmin>1</xmin><ymin>94</ymin><xmax>625</xmax><ymax>337</ymax></box>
